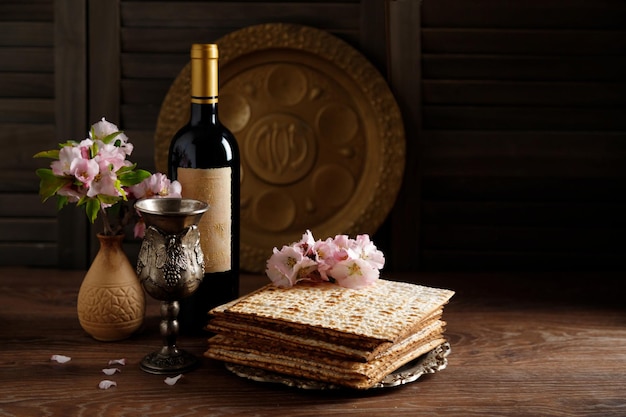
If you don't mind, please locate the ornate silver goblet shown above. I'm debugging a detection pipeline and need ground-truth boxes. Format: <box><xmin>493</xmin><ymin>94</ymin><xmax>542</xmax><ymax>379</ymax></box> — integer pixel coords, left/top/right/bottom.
<box><xmin>135</xmin><ymin>198</ymin><xmax>208</xmax><ymax>374</ymax></box>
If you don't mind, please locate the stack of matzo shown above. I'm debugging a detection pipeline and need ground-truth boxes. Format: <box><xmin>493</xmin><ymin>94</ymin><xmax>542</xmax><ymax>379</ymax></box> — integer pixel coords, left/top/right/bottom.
<box><xmin>204</xmin><ymin>279</ymin><xmax>454</xmax><ymax>389</ymax></box>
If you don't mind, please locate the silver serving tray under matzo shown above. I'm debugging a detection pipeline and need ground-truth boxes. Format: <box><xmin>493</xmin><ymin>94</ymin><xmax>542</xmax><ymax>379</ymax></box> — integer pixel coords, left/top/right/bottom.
<box><xmin>225</xmin><ymin>342</ymin><xmax>450</xmax><ymax>390</ymax></box>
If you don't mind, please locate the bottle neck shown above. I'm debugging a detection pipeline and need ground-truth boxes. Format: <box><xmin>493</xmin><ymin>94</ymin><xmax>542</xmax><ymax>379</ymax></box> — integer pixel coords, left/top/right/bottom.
<box><xmin>189</xmin><ymin>44</ymin><xmax>220</xmax><ymax>126</ymax></box>
<box><xmin>190</xmin><ymin>102</ymin><xmax>218</xmax><ymax>125</ymax></box>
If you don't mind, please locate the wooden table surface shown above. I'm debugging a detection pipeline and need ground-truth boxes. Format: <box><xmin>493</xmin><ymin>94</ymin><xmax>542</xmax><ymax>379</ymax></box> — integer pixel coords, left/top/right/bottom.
<box><xmin>1</xmin><ymin>266</ymin><xmax>624</xmax><ymax>416</ymax></box>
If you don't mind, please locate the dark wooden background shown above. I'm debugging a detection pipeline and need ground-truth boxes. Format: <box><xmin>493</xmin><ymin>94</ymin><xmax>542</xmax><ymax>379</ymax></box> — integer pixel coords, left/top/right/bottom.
<box><xmin>1</xmin><ymin>0</ymin><xmax>625</xmax><ymax>273</ymax></box>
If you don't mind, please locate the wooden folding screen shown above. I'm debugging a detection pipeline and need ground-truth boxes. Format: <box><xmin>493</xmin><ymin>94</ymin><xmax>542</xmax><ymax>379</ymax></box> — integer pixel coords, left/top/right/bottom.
<box><xmin>0</xmin><ymin>1</ymin><xmax>62</xmax><ymax>266</ymax></box>
<box><xmin>396</xmin><ymin>0</ymin><xmax>626</xmax><ymax>271</ymax></box>
<box><xmin>3</xmin><ymin>0</ymin><xmax>624</xmax><ymax>273</ymax></box>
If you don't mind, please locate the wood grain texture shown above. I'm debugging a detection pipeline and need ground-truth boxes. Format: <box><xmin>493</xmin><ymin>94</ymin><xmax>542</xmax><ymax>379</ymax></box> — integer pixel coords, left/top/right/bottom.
<box><xmin>0</xmin><ymin>267</ymin><xmax>624</xmax><ymax>416</ymax></box>
<box><xmin>421</xmin><ymin>0</ymin><xmax>626</xmax><ymax>29</ymax></box>
<box><xmin>411</xmin><ymin>0</ymin><xmax>626</xmax><ymax>271</ymax></box>
<box><xmin>53</xmin><ymin>0</ymin><xmax>89</xmax><ymax>269</ymax></box>
<box><xmin>3</xmin><ymin>0</ymin><xmax>625</xmax><ymax>273</ymax></box>
<box><xmin>0</xmin><ymin>0</ymin><xmax>60</xmax><ymax>268</ymax></box>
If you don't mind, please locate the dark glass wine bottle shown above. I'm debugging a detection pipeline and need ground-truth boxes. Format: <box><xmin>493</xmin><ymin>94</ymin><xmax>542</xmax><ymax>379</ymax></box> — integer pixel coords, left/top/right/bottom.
<box><xmin>168</xmin><ymin>43</ymin><xmax>240</xmax><ymax>335</ymax></box>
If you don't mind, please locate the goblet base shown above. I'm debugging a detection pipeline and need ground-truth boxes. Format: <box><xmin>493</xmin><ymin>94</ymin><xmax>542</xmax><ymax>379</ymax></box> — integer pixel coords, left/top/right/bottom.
<box><xmin>140</xmin><ymin>348</ymin><xmax>200</xmax><ymax>375</ymax></box>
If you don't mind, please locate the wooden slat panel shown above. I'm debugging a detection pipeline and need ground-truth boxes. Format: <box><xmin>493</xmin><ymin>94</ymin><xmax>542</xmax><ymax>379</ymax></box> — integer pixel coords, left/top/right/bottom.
<box><xmin>0</xmin><ymin>47</ymin><xmax>54</xmax><ymax>72</ymax></box>
<box><xmin>0</xmin><ymin>170</ymin><xmax>41</xmax><ymax>193</ymax></box>
<box><xmin>358</xmin><ymin>0</ymin><xmax>387</xmax><ymax>74</ymax></box>
<box><xmin>0</xmin><ymin>22</ymin><xmax>53</xmax><ymax>47</ymax></box>
<box><xmin>419</xmin><ymin>250</ymin><xmax>624</xmax><ymax>271</ymax></box>
<box><xmin>121</xmin><ymin>27</ymin><xmax>359</xmax><ymax>54</ymax></box>
<box><xmin>422</xmin><ymin>29</ymin><xmax>626</xmax><ymax>56</ymax></box>
<box><xmin>422</xmin><ymin>55</ymin><xmax>626</xmax><ymax>82</ymax></box>
<box><xmin>422</xmin><ymin>106</ymin><xmax>626</xmax><ymax>131</ymax></box>
<box><xmin>121</xmin><ymin>2</ymin><xmax>360</xmax><ymax>29</ymax></box>
<box><xmin>422</xmin><ymin>156</ymin><xmax>626</xmax><ymax>178</ymax></box>
<box><xmin>0</xmin><ymin>122</ymin><xmax>56</xmax><ymax>140</ymax></box>
<box><xmin>55</xmin><ymin>0</ymin><xmax>89</xmax><ymax>269</ymax></box>
<box><xmin>89</xmin><ymin>0</ymin><xmax>120</xmax><ymax>124</ymax></box>
<box><xmin>0</xmin><ymin>99</ymin><xmax>54</xmax><ymax>123</ymax></box>
<box><xmin>414</xmin><ymin>0</ymin><xmax>626</xmax><ymax>272</ymax></box>
<box><xmin>121</xmin><ymin>52</ymin><xmax>187</xmax><ymax>78</ymax></box>
<box><xmin>422</xmin><ymin>131</ymin><xmax>626</xmax><ymax>159</ymax></box>
<box><xmin>121</xmin><ymin>103</ymin><xmax>159</xmax><ymax>130</ymax></box>
<box><xmin>421</xmin><ymin>224</ymin><xmax>624</xmax><ymax>252</ymax></box>
<box><xmin>0</xmin><ymin>73</ymin><xmax>54</xmax><ymax>98</ymax></box>
<box><xmin>121</xmin><ymin>28</ymin><xmax>240</xmax><ymax>53</ymax></box>
<box><xmin>421</xmin><ymin>177</ymin><xmax>626</xmax><ymax>202</ymax></box>
<box><xmin>0</xmin><ymin>218</ymin><xmax>57</xmax><ymax>242</ymax></box>
<box><xmin>422</xmin><ymin>201</ymin><xmax>626</xmax><ymax>227</ymax></box>
<box><xmin>0</xmin><ymin>193</ymin><xmax>56</xmax><ymax>217</ymax></box>
<box><xmin>387</xmin><ymin>0</ymin><xmax>423</xmax><ymax>272</ymax></box>
<box><xmin>121</xmin><ymin>79</ymin><xmax>170</xmax><ymax>104</ymax></box>
<box><xmin>421</xmin><ymin>0</ymin><xmax>626</xmax><ymax>30</ymax></box>
<box><xmin>0</xmin><ymin>2</ymin><xmax>53</xmax><ymax>21</ymax></box>
<box><xmin>120</xmin><ymin>128</ymin><xmax>157</xmax><ymax>172</ymax></box>
<box><xmin>422</xmin><ymin>81</ymin><xmax>626</xmax><ymax>106</ymax></box>
<box><xmin>0</xmin><ymin>123</ymin><xmax>57</xmax><ymax>167</ymax></box>
<box><xmin>0</xmin><ymin>243</ymin><xmax>57</xmax><ymax>266</ymax></box>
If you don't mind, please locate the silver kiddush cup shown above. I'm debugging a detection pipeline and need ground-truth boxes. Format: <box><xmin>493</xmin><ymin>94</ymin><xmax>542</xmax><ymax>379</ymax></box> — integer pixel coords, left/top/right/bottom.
<box><xmin>135</xmin><ymin>198</ymin><xmax>208</xmax><ymax>374</ymax></box>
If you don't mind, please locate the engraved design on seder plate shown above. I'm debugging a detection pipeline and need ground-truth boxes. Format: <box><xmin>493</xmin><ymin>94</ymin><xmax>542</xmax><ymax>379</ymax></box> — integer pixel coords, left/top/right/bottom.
<box><xmin>154</xmin><ymin>23</ymin><xmax>406</xmax><ymax>272</ymax></box>
<box><xmin>227</xmin><ymin>62</ymin><xmax>361</xmax><ymax>236</ymax></box>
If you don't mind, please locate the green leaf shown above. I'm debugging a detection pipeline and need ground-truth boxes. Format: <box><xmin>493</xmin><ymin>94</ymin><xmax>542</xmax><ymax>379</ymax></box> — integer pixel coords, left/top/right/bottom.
<box><xmin>89</xmin><ymin>141</ymin><xmax>99</xmax><ymax>158</ymax></box>
<box><xmin>102</xmin><ymin>131</ymin><xmax>124</xmax><ymax>145</ymax></box>
<box><xmin>116</xmin><ymin>163</ymin><xmax>137</xmax><ymax>174</ymax></box>
<box><xmin>98</xmin><ymin>194</ymin><xmax>121</xmax><ymax>205</ymax></box>
<box><xmin>56</xmin><ymin>195</ymin><xmax>69</xmax><ymax>211</ymax></box>
<box><xmin>118</xmin><ymin>181</ymin><xmax>129</xmax><ymax>201</ymax></box>
<box><xmin>36</xmin><ymin>169</ymin><xmax>70</xmax><ymax>201</ymax></box>
<box><xmin>85</xmin><ymin>198</ymin><xmax>100</xmax><ymax>223</ymax></box>
<box><xmin>76</xmin><ymin>195</ymin><xmax>88</xmax><ymax>207</ymax></box>
<box><xmin>33</xmin><ymin>149</ymin><xmax>60</xmax><ymax>159</ymax></box>
<box><xmin>118</xmin><ymin>169</ymin><xmax>151</xmax><ymax>186</ymax></box>
<box><xmin>105</xmin><ymin>201</ymin><xmax>122</xmax><ymax>220</ymax></box>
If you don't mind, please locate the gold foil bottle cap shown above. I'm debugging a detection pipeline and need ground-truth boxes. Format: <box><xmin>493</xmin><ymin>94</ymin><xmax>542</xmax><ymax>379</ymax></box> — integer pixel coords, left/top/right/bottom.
<box><xmin>191</xmin><ymin>43</ymin><xmax>219</xmax><ymax>59</ymax></box>
<box><xmin>191</xmin><ymin>43</ymin><xmax>219</xmax><ymax>103</ymax></box>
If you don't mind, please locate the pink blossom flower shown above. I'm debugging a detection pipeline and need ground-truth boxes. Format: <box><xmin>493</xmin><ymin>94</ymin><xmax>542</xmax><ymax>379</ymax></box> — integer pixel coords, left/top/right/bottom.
<box><xmin>354</xmin><ymin>234</ymin><xmax>385</xmax><ymax>270</ymax></box>
<box><xmin>133</xmin><ymin>218</ymin><xmax>146</xmax><ymax>239</ymax></box>
<box><xmin>333</xmin><ymin>234</ymin><xmax>352</xmax><ymax>251</ymax></box>
<box><xmin>96</xmin><ymin>143</ymin><xmax>131</xmax><ymax>172</ymax></box>
<box><xmin>265</xmin><ymin>231</ymin><xmax>384</xmax><ymax>290</ymax></box>
<box><xmin>57</xmin><ymin>183</ymin><xmax>85</xmax><ymax>203</ymax></box>
<box><xmin>297</xmin><ymin>230</ymin><xmax>316</xmax><ymax>256</ymax></box>
<box><xmin>90</xmin><ymin>117</ymin><xmax>133</xmax><ymax>156</ymax></box>
<box><xmin>91</xmin><ymin>117</ymin><xmax>128</xmax><ymax>143</ymax></box>
<box><xmin>328</xmin><ymin>257</ymin><xmax>380</xmax><ymax>289</ymax></box>
<box><xmin>87</xmin><ymin>165</ymin><xmax>122</xmax><ymax>199</ymax></box>
<box><xmin>77</xmin><ymin>138</ymin><xmax>94</xmax><ymax>159</ymax></box>
<box><xmin>51</xmin><ymin>146</ymin><xmax>82</xmax><ymax>176</ymax></box>
<box><xmin>266</xmin><ymin>245</ymin><xmax>317</xmax><ymax>288</ymax></box>
<box><xmin>129</xmin><ymin>173</ymin><xmax>182</xmax><ymax>200</ymax></box>
<box><xmin>312</xmin><ymin>237</ymin><xmax>342</xmax><ymax>281</ymax></box>
<box><xmin>70</xmin><ymin>157</ymin><xmax>99</xmax><ymax>187</ymax></box>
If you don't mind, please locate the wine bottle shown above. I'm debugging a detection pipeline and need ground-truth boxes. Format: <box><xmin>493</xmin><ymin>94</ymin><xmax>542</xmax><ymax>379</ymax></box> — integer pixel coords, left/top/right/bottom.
<box><xmin>168</xmin><ymin>43</ymin><xmax>240</xmax><ymax>335</ymax></box>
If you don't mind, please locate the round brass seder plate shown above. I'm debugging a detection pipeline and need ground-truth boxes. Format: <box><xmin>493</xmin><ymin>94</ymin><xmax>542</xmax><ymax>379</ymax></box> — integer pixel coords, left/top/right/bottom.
<box><xmin>154</xmin><ymin>23</ymin><xmax>406</xmax><ymax>273</ymax></box>
<box><xmin>224</xmin><ymin>342</ymin><xmax>451</xmax><ymax>390</ymax></box>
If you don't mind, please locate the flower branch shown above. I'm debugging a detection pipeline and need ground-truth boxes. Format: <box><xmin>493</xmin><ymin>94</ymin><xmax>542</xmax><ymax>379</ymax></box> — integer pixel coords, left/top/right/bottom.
<box><xmin>34</xmin><ymin>118</ymin><xmax>181</xmax><ymax>237</ymax></box>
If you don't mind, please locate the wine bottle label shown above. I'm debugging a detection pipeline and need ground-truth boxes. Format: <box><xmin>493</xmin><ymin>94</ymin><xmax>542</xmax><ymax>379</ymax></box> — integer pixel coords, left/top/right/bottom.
<box><xmin>177</xmin><ymin>167</ymin><xmax>232</xmax><ymax>273</ymax></box>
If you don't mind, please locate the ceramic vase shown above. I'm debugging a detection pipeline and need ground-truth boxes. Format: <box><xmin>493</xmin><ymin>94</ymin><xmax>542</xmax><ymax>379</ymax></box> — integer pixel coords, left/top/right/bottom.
<box><xmin>77</xmin><ymin>233</ymin><xmax>145</xmax><ymax>341</ymax></box>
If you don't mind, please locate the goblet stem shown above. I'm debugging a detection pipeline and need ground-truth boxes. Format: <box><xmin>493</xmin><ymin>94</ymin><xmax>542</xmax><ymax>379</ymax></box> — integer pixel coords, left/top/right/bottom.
<box><xmin>139</xmin><ymin>300</ymin><xmax>200</xmax><ymax>375</ymax></box>
<box><xmin>160</xmin><ymin>301</ymin><xmax>180</xmax><ymax>354</ymax></box>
